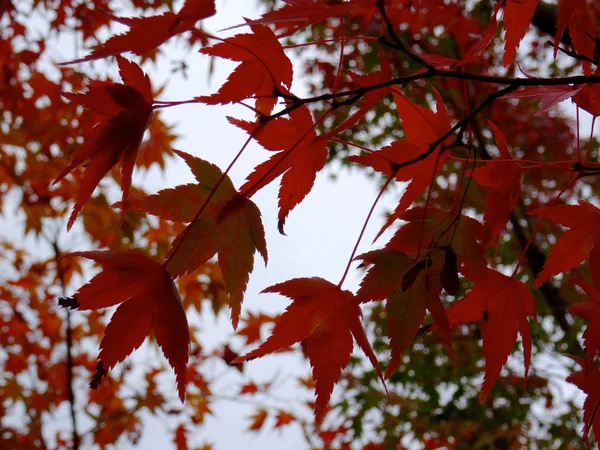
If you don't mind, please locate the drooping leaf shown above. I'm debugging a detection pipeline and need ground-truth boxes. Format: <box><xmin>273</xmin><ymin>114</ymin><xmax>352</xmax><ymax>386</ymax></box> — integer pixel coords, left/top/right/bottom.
<box><xmin>472</xmin><ymin>120</ymin><xmax>522</xmax><ymax>245</ymax></box>
<box><xmin>55</xmin><ymin>57</ymin><xmax>154</xmax><ymax>230</ymax></box>
<box><xmin>443</xmin><ymin>268</ymin><xmax>536</xmax><ymax>400</ymax></box>
<box><xmin>349</xmin><ymin>89</ymin><xmax>452</xmax><ymax>238</ymax></box>
<box><xmin>554</xmin><ymin>0</ymin><xmax>596</xmax><ymax>72</ymax></box>
<box><xmin>570</xmin><ymin>275</ymin><xmax>600</xmax><ymax>363</ymax></box>
<box><xmin>356</xmin><ymin>250</ymin><xmax>453</xmax><ymax>375</ymax></box>
<box><xmin>232</xmin><ymin>277</ymin><xmax>385</xmax><ymax>426</ymax></box>
<box><xmin>566</xmin><ymin>356</ymin><xmax>600</xmax><ymax>448</ymax></box>
<box><xmin>230</xmin><ymin>105</ymin><xmax>328</xmax><ymax>233</ymax></box>
<box><xmin>529</xmin><ymin>201</ymin><xmax>600</xmax><ymax>288</ymax></box>
<box><xmin>58</xmin><ymin>251</ymin><xmax>189</xmax><ymax>401</ymax></box>
<box><xmin>119</xmin><ymin>150</ymin><xmax>267</xmax><ymax>329</ymax></box>
<box><xmin>502</xmin><ymin>0</ymin><xmax>539</xmax><ymax>67</ymax></box>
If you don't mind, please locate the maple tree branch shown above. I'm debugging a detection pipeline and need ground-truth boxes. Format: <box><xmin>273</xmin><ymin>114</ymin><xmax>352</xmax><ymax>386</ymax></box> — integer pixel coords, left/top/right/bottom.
<box><xmin>51</xmin><ymin>240</ymin><xmax>81</xmax><ymax>450</ymax></box>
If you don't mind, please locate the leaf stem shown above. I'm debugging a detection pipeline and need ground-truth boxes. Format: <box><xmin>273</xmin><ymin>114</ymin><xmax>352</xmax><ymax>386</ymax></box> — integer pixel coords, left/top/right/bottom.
<box><xmin>338</xmin><ymin>175</ymin><xmax>394</xmax><ymax>288</ymax></box>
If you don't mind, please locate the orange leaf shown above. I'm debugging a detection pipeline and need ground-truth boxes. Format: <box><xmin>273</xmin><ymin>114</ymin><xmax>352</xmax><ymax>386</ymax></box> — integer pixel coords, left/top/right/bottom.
<box><xmin>55</xmin><ymin>57</ymin><xmax>153</xmax><ymax>230</ymax></box>
<box><xmin>58</xmin><ymin>251</ymin><xmax>189</xmax><ymax>402</ymax></box>
<box><xmin>233</xmin><ymin>277</ymin><xmax>385</xmax><ymax>426</ymax></box>
<box><xmin>121</xmin><ymin>150</ymin><xmax>267</xmax><ymax>329</ymax></box>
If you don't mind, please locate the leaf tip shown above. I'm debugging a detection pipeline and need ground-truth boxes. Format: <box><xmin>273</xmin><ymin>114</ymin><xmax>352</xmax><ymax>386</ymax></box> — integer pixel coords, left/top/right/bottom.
<box><xmin>58</xmin><ymin>296</ymin><xmax>80</xmax><ymax>310</ymax></box>
<box><xmin>90</xmin><ymin>361</ymin><xmax>108</xmax><ymax>390</ymax></box>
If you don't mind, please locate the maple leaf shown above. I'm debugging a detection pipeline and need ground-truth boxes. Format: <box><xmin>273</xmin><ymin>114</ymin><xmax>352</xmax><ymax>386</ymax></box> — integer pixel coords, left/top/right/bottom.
<box><xmin>573</xmin><ymin>73</ymin><xmax>600</xmax><ymax>117</ymax></box>
<box><xmin>472</xmin><ymin>121</ymin><xmax>522</xmax><ymax>245</ymax></box>
<box><xmin>356</xmin><ymin>250</ymin><xmax>453</xmax><ymax>377</ymax></box>
<box><xmin>118</xmin><ymin>150</ymin><xmax>267</xmax><ymax>329</ymax></box>
<box><xmin>349</xmin><ymin>89</ymin><xmax>452</xmax><ymax>238</ymax></box>
<box><xmin>232</xmin><ymin>277</ymin><xmax>385</xmax><ymax>426</ymax></box>
<box><xmin>58</xmin><ymin>251</ymin><xmax>189</xmax><ymax>401</ymax></box>
<box><xmin>567</xmin><ymin>356</ymin><xmax>600</xmax><ymax>448</ymax></box>
<box><xmin>230</xmin><ymin>105</ymin><xmax>328</xmax><ymax>233</ymax></box>
<box><xmin>505</xmin><ymin>85</ymin><xmax>582</xmax><ymax>114</ymax></box>
<box><xmin>62</xmin><ymin>0</ymin><xmax>216</xmax><ymax>64</ymax></box>
<box><xmin>384</xmin><ymin>206</ymin><xmax>486</xmax><ymax>279</ymax></box>
<box><xmin>55</xmin><ymin>57</ymin><xmax>153</xmax><ymax>230</ymax></box>
<box><xmin>569</xmin><ymin>259</ymin><xmax>600</xmax><ymax>364</ymax></box>
<box><xmin>502</xmin><ymin>0</ymin><xmax>539</xmax><ymax>67</ymax></box>
<box><xmin>443</xmin><ymin>268</ymin><xmax>536</xmax><ymax>400</ymax></box>
<box><xmin>197</xmin><ymin>24</ymin><xmax>293</xmax><ymax>115</ymax></box>
<box><xmin>530</xmin><ymin>202</ymin><xmax>600</xmax><ymax>288</ymax></box>
<box><xmin>554</xmin><ymin>0</ymin><xmax>596</xmax><ymax>73</ymax></box>
<box><xmin>419</xmin><ymin>14</ymin><xmax>498</xmax><ymax>69</ymax></box>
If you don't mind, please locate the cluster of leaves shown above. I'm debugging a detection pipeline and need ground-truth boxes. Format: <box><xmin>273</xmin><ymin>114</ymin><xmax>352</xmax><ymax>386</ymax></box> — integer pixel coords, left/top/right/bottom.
<box><xmin>5</xmin><ymin>0</ymin><xmax>600</xmax><ymax>449</ymax></box>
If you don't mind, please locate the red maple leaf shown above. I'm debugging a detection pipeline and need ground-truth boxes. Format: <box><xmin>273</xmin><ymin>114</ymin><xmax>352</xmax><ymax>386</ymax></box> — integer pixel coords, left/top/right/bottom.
<box><xmin>118</xmin><ymin>150</ymin><xmax>267</xmax><ymax>329</ymax></box>
<box><xmin>554</xmin><ymin>0</ymin><xmax>596</xmax><ymax>73</ymax></box>
<box><xmin>62</xmin><ymin>0</ymin><xmax>216</xmax><ymax>64</ymax></box>
<box><xmin>232</xmin><ymin>277</ymin><xmax>385</xmax><ymax>426</ymax></box>
<box><xmin>443</xmin><ymin>268</ymin><xmax>536</xmax><ymax>400</ymax></box>
<box><xmin>58</xmin><ymin>251</ymin><xmax>189</xmax><ymax>401</ymax></box>
<box><xmin>55</xmin><ymin>57</ymin><xmax>153</xmax><ymax>230</ymax></box>
<box><xmin>529</xmin><ymin>201</ymin><xmax>600</xmax><ymax>288</ymax></box>
<box><xmin>472</xmin><ymin>121</ymin><xmax>522</xmax><ymax>245</ymax></box>
<box><xmin>571</xmin><ymin>278</ymin><xmax>600</xmax><ymax>364</ymax></box>
<box><xmin>231</xmin><ymin>105</ymin><xmax>328</xmax><ymax>233</ymax></box>
<box><xmin>349</xmin><ymin>89</ymin><xmax>452</xmax><ymax>238</ymax></box>
<box><xmin>505</xmin><ymin>85</ymin><xmax>581</xmax><ymax>114</ymax></box>
<box><xmin>197</xmin><ymin>24</ymin><xmax>293</xmax><ymax>115</ymax></box>
<box><xmin>356</xmin><ymin>250</ymin><xmax>453</xmax><ymax>377</ymax></box>
<box><xmin>567</xmin><ymin>356</ymin><xmax>600</xmax><ymax>448</ymax></box>
<box><xmin>502</xmin><ymin>0</ymin><xmax>539</xmax><ymax>67</ymax></box>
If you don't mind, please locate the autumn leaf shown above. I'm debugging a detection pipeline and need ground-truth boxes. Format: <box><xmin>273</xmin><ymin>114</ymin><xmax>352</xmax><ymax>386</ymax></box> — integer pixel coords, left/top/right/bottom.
<box><xmin>230</xmin><ymin>105</ymin><xmax>328</xmax><ymax>233</ymax></box>
<box><xmin>472</xmin><ymin>121</ymin><xmax>522</xmax><ymax>245</ymax></box>
<box><xmin>529</xmin><ymin>201</ymin><xmax>600</xmax><ymax>288</ymax></box>
<box><xmin>505</xmin><ymin>85</ymin><xmax>581</xmax><ymax>114</ymax></box>
<box><xmin>566</xmin><ymin>356</ymin><xmax>600</xmax><ymax>448</ymax></box>
<box><xmin>502</xmin><ymin>0</ymin><xmax>539</xmax><ymax>67</ymax></box>
<box><xmin>197</xmin><ymin>23</ymin><xmax>293</xmax><ymax>115</ymax></box>
<box><xmin>356</xmin><ymin>250</ymin><xmax>453</xmax><ymax>376</ymax></box>
<box><xmin>118</xmin><ymin>150</ymin><xmax>267</xmax><ymax>329</ymax></box>
<box><xmin>233</xmin><ymin>277</ymin><xmax>385</xmax><ymax>426</ymax></box>
<box><xmin>55</xmin><ymin>57</ymin><xmax>154</xmax><ymax>230</ymax></box>
<box><xmin>443</xmin><ymin>268</ymin><xmax>536</xmax><ymax>400</ymax></box>
<box><xmin>58</xmin><ymin>251</ymin><xmax>189</xmax><ymax>402</ymax></box>
<box><xmin>554</xmin><ymin>0</ymin><xmax>596</xmax><ymax>73</ymax></box>
<box><xmin>570</xmin><ymin>274</ymin><xmax>600</xmax><ymax>364</ymax></box>
<box><xmin>62</xmin><ymin>0</ymin><xmax>216</xmax><ymax>64</ymax></box>
<box><xmin>384</xmin><ymin>206</ymin><xmax>486</xmax><ymax>278</ymax></box>
<box><xmin>247</xmin><ymin>0</ymin><xmax>357</xmax><ymax>35</ymax></box>
<box><xmin>349</xmin><ymin>89</ymin><xmax>452</xmax><ymax>238</ymax></box>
